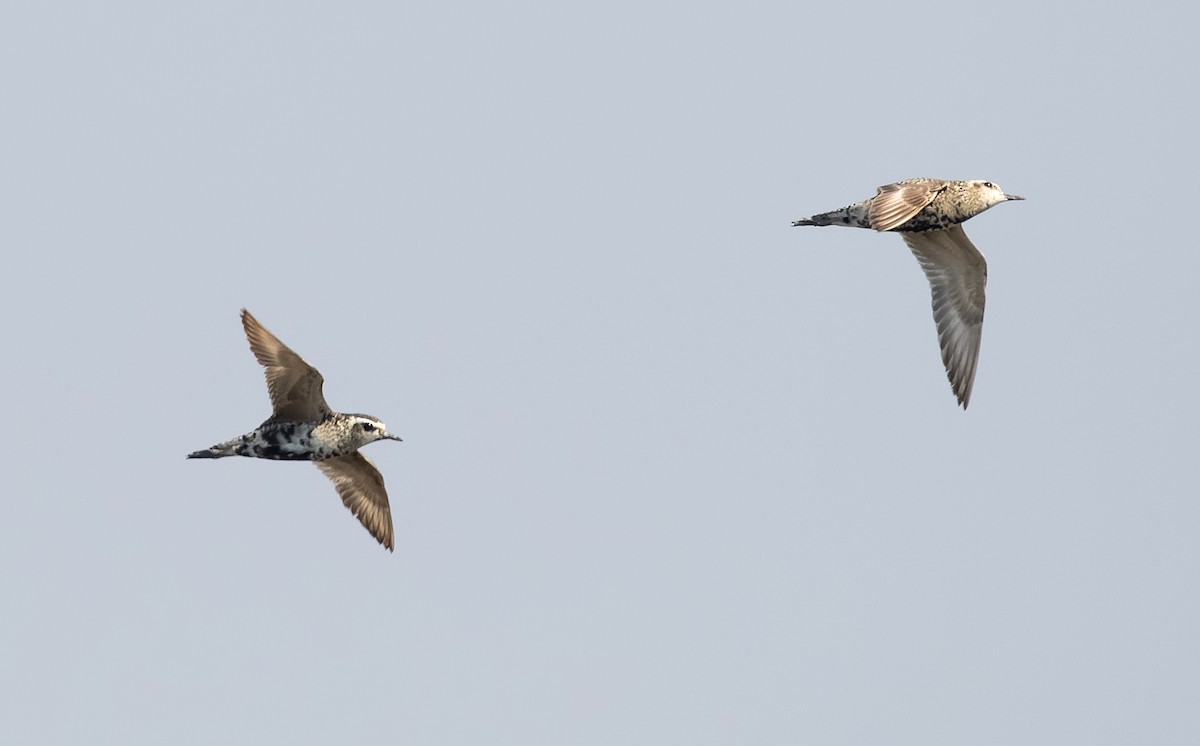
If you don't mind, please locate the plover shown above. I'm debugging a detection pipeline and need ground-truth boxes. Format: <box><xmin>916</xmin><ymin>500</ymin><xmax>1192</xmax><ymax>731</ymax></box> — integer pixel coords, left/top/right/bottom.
<box><xmin>791</xmin><ymin>178</ymin><xmax>1024</xmax><ymax>408</ymax></box>
<box><xmin>188</xmin><ymin>309</ymin><xmax>402</xmax><ymax>551</ymax></box>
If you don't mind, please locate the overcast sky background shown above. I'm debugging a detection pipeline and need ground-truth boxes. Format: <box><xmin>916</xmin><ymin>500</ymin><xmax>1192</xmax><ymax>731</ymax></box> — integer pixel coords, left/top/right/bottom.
<box><xmin>3</xmin><ymin>1</ymin><xmax>1198</xmax><ymax>744</ymax></box>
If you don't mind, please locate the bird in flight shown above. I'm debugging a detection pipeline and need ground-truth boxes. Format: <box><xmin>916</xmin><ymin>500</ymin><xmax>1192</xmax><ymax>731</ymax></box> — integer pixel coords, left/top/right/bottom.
<box><xmin>792</xmin><ymin>178</ymin><xmax>1024</xmax><ymax>408</ymax></box>
<box><xmin>188</xmin><ymin>309</ymin><xmax>402</xmax><ymax>550</ymax></box>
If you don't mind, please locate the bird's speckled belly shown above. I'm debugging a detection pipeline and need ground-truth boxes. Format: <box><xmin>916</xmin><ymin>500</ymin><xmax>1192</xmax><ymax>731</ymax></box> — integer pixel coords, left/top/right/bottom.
<box><xmin>237</xmin><ymin>422</ymin><xmax>332</xmax><ymax>460</ymax></box>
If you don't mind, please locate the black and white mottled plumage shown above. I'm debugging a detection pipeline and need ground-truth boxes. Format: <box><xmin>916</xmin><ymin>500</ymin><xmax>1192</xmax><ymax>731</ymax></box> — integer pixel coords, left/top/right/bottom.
<box><xmin>188</xmin><ymin>309</ymin><xmax>402</xmax><ymax>551</ymax></box>
<box><xmin>792</xmin><ymin>178</ymin><xmax>1023</xmax><ymax>409</ymax></box>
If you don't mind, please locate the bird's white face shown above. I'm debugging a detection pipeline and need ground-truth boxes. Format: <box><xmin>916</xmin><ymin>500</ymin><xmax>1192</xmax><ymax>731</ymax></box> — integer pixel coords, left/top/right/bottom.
<box><xmin>348</xmin><ymin>415</ymin><xmax>402</xmax><ymax>447</ymax></box>
<box><xmin>974</xmin><ymin>180</ymin><xmax>1024</xmax><ymax>207</ymax></box>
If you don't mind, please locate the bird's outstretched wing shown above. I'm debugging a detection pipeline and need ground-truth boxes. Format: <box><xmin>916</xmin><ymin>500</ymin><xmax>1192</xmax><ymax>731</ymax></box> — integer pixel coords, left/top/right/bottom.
<box><xmin>900</xmin><ymin>224</ymin><xmax>987</xmax><ymax>408</ymax></box>
<box><xmin>241</xmin><ymin>309</ymin><xmax>331</xmax><ymax>423</ymax></box>
<box><xmin>315</xmin><ymin>452</ymin><xmax>395</xmax><ymax>551</ymax></box>
<box><xmin>869</xmin><ymin>178</ymin><xmax>947</xmax><ymax>232</ymax></box>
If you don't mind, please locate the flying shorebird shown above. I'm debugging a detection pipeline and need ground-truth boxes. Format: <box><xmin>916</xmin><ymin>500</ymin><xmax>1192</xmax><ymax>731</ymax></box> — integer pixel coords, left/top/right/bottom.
<box><xmin>188</xmin><ymin>309</ymin><xmax>402</xmax><ymax>551</ymax></box>
<box><xmin>791</xmin><ymin>178</ymin><xmax>1024</xmax><ymax>408</ymax></box>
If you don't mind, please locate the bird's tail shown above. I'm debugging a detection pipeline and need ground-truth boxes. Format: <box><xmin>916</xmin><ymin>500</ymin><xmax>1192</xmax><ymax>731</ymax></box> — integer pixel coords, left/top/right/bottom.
<box><xmin>790</xmin><ymin>199</ymin><xmax>873</xmax><ymax>229</ymax></box>
<box><xmin>187</xmin><ymin>438</ymin><xmax>241</xmax><ymax>459</ymax></box>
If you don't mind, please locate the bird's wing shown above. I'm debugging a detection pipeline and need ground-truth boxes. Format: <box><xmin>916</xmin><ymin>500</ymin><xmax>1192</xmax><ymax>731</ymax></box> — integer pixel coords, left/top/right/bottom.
<box><xmin>315</xmin><ymin>452</ymin><xmax>395</xmax><ymax>551</ymax></box>
<box><xmin>900</xmin><ymin>225</ymin><xmax>987</xmax><ymax>409</ymax></box>
<box><xmin>869</xmin><ymin>179</ymin><xmax>947</xmax><ymax>232</ymax></box>
<box><xmin>241</xmin><ymin>309</ymin><xmax>331</xmax><ymax>422</ymax></box>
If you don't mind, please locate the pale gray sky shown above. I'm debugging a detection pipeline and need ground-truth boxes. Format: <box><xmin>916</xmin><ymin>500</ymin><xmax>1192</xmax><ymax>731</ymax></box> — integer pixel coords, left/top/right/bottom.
<box><xmin>3</xmin><ymin>1</ymin><xmax>1198</xmax><ymax>744</ymax></box>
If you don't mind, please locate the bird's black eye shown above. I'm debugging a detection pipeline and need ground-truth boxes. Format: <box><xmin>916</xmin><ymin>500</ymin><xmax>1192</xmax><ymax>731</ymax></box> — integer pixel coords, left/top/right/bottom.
<box><xmin>362</xmin><ymin>422</ymin><xmax>376</xmax><ymax>432</ymax></box>
<box><xmin>984</xmin><ymin>181</ymin><xmax>995</xmax><ymax>189</ymax></box>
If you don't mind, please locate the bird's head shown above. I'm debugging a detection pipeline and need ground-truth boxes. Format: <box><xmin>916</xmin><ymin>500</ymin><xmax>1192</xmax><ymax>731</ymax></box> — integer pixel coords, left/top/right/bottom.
<box><xmin>345</xmin><ymin>414</ymin><xmax>403</xmax><ymax>448</ymax></box>
<box><xmin>953</xmin><ymin>180</ymin><xmax>1024</xmax><ymax>221</ymax></box>
<box><xmin>974</xmin><ymin>180</ymin><xmax>1024</xmax><ymax>208</ymax></box>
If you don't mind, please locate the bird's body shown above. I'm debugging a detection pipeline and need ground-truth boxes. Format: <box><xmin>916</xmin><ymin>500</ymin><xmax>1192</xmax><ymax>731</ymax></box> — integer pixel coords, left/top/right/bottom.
<box><xmin>188</xmin><ymin>414</ymin><xmax>384</xmax><ymax>461</ymax></box>
<box><xmin>188</xmin><ymin>309</ymin><xmax>401</xmax><ymax>551</ymax></box>
<box><xmin>791</xmin><ymin>178</ymin><xmax>1024</xmax><ymax>408</ymax></box>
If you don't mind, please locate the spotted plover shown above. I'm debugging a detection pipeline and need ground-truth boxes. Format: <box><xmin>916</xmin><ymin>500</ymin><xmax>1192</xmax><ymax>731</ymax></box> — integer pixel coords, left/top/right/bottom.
<box><xmin>792</xmin><ymin>178</ymin><xmax>1023</xmax><ymax>408</ymax></box>
<box><xmin>188</xmin><ymin>309</ymin><xmax>401</xmax><ymax>550</ymax></box>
